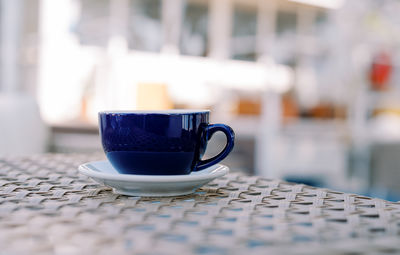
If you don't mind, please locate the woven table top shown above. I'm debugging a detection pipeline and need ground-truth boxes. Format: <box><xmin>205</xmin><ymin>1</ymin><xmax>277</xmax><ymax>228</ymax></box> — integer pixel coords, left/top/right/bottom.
<box><xmin>1</xmin><ymin>153</ymin><xmax>400</xmax><ymax>255</ymax></box>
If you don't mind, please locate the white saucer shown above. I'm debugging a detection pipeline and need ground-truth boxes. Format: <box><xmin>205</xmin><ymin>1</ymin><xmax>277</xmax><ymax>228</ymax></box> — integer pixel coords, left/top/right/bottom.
<box><xmin>78</xmin><ymin>160</ymin><xmax>229</xmax><ymax>197</ymax></box>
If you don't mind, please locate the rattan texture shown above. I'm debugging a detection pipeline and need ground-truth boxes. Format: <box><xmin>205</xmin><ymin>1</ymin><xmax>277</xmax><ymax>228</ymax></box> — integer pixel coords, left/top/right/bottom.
<box><xmin>1</xmin><ymin>153</ymin><xmax>400</xmax><ymax>255</ymax></box>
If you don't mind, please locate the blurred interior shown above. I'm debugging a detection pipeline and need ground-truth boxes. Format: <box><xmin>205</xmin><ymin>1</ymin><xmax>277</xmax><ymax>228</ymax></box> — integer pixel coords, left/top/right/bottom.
<box><xmin>2</xmin><ymin>0</ymin><xmax>400</xmax><ymax>201</ymax></box>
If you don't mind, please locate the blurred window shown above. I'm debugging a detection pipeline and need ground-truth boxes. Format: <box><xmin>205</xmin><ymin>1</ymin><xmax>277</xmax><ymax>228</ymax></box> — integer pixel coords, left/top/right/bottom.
<box><xmin>314</xmin><ymin>11</ymin><xmax>328</xmax><ymax>35</ymax></box>
<box><xmin>128</xmin><ymin>0</ymin><xmax>162</xmax><ymax>52</ymax></box>
<box><xmin>276</xmin><ymin>10</ymin><xmax>297</xmax><ymax>36</ymax></box>
<box><xmin>274</xmin><ymin>10</ymin><xmax>297</xmax><ymax>66</ymax></box>
<box><xmin>180</xmin><ymin>0</ymin><xmax>209</xmax><ymax>57</ymax></box>
<box><xmin>76</xmin><ymin>0</ymin><xmax>110</xmax><ymax>47</ymax></box>
<box><xmin>231</xmin><ymin>4</ymin><xmax>257</xmax><ymax>62</ymax></box>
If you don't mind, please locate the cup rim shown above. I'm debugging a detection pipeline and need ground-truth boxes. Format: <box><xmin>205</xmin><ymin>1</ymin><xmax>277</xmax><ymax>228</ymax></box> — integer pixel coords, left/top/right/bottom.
<box><xmin>99</xmin><ymin>109</ymin><xmax>210</xmax><ymax>115</ymax></box>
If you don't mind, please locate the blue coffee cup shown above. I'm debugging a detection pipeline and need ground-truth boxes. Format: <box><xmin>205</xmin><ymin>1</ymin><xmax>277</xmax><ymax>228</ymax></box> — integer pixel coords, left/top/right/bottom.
<box><xmin>99</xmin><ymin>110</ymin><xmax>235</xmax><ymax>175</ymax></box>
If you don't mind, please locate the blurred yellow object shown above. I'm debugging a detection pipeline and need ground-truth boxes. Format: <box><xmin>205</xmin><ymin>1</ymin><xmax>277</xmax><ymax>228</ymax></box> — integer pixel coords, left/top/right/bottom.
<box><xmin>136</xmin><ymin>83</ymin><xmax>173</xmax><ymax>110</ymax></box>
<box><xmin>236</xmin><ymin>98</ymin><xmax>261</xmax><ymax>115</ymax></box>
<box><xmin>373</xmin><ymin>108</ymin><xmax>400</xmax><ymax>116</ymax></box>
<box><xmin>308</xmin><ymin>103</ymin><xmax>347</xmax><ymax>119</ymax></box>
<box><xmin>282</xmin><ymin>93</ymin><xmax>299</xmax><ymax>119</ymax></box>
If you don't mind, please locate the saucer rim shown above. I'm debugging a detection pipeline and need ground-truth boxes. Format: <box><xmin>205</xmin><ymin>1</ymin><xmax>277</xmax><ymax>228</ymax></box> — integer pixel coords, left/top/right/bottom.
<box><xmin>78</xmin><ymin>160</ymin><xmax>229</xmax><ymax>183</ymax></box>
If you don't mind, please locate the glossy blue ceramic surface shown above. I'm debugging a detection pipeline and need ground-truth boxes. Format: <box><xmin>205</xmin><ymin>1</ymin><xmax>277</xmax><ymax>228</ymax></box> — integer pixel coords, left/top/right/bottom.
<box><xmin>99</xmin><ymin>110</ymin><xmax>235</xmax><ymax>175</ymax></box>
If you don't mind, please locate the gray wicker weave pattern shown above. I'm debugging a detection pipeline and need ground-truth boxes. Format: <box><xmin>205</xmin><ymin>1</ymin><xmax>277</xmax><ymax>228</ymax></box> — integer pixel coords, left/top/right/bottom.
<box><xmin>1</xmin><ymin>153</ymin><xmax>400</xmax><ymax>255</ymax></box>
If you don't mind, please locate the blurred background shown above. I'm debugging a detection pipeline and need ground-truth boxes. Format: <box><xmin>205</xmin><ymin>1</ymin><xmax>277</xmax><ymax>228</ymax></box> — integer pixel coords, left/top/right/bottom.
<box><xmin>2</xmin><ymin>0</ymin><xmax>400</xmax><ymax>200</ymax></box>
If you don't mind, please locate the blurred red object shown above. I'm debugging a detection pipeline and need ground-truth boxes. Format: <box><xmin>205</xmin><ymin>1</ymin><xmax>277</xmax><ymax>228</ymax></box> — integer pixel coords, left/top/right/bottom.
<box><xmin>369</xmin><ymin>51</ymin><xmax>392</xmax><ymax>91</ymax></box>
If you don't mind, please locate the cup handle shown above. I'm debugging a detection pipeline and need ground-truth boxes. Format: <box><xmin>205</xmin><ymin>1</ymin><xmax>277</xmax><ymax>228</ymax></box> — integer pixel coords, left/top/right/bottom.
<box><xmin>195</xmin><ymin>124</ymin><xmax>235</xmax><ymax>171</ymax></box>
